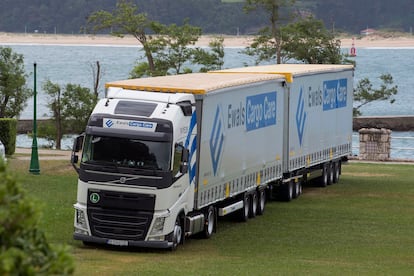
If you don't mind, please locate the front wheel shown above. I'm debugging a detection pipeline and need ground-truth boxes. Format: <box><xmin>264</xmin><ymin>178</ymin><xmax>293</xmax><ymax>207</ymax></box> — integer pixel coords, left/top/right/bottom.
<box><xmin>171</xmin><ymin>217</ymin><xmax>183</xmax><ymax>251</ymax></box>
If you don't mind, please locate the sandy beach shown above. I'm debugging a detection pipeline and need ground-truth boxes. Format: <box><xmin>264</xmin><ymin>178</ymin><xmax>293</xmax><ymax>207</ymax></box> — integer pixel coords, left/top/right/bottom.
<box><xmin>1</xmin><ymin>32</ymin><xmax>414</xmax><ymax>48</ymax></box>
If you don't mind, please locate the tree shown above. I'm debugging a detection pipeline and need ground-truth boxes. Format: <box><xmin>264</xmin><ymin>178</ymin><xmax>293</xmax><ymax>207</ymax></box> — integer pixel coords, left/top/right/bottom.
<box><xmin>0</xmin><ymin>47</ymin><xmax>32</xmax><ymax>118</ymax></box>
<box><xmin>85</xmin><ymin>0</ymin><xmax>157</xmax><ymax>75</ymax></box>
<box><xmin>244</xmin><ymin>0</ymin><xmax>296</xmax><ymax>64</ymax></box>
<box><xmin>353</xmin><ymin>74</ymin><xmax>398</xmax><ymax>116</ymax></box>
<box><xmin>61</xmin><ymin>84</ymin><xmax>98</xmax><ymax>134</ymax></box>
<box><xmin>131</xmin><ymin>19</ymin><xmax>202</xmax><ymax>77</ymax></box>
<box><xmin>281</xmin><ymin>16</ymin><xmax>344</xmax><ymax>64</ymax></box>
<box><xmin>91</xmin><ymin>61</ymin><xmax>103</xmax><ymax>98</ymax></box>
<box><xmin>42</xmin><ymin>81</ymin><xmax>63</xmax><ymax>149</ymax></box>
<box><xmin>193</xmin><ymin>36</ymin><xmax>225</xmax><ymax>72</ymax></box>
<box><xmin>130</xmin><ymin>21</ymin><xmax>225</xmax><ymax>78</ymax></box>
<box><xmin>42</xmin><ymin>82</ymin><xmax>97</xmax><ymax>149</ymax></box>
<box><xmin>0</xmin><ymin>162</ymin><xmax>74</xmax><ymax>275</ymax></box>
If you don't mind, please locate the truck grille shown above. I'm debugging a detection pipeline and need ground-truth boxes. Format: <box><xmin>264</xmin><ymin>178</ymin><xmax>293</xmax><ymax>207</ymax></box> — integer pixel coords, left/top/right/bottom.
<box><xmin>88</xmin><ymin>208</ymin><xmax>153</xmax><ymax>240</ymax></box>
<box><xmin>87</xmin><ymin>190</ymin><xmax>155</xmax><ymax>241</ymax></box>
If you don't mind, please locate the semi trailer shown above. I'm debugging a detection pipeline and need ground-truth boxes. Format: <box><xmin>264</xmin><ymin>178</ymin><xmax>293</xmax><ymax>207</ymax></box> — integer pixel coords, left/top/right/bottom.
<box><xmin>71</xmin><ymin>64</ymin><xmax>354</xmax><ymax>250</ymax></box>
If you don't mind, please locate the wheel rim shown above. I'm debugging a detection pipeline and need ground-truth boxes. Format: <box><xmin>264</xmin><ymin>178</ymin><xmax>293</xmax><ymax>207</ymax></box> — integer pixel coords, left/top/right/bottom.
<box><xmin>323</xmin><ymin>166</ymin><xmax>328</xmax><ymax>186</ymax></box>
<box><xmin>259</xmin><ymin>190</ymin><xmax>265</xmax><ymax>212</ymax></box>
<box><xmin>335</xmin><ymin>163</ymin><xmax>340</xmax><ymax>182</ymax></box>
<box><xmin>174</xmin><ymin>220</ymin><xmax>182</xmax><ymax>245</ymax></box>
<box><xmin>252</xmin><ymin>194</ymin><xmax>257</xmax><ymax>216</ymax></box>
<box><xmin>244</xmin><ymin>196</ymin><xmax>250</xmax><ymax>219</ymax></box>
<box><xmin>329</xmin><ymin>164</ymin><xmax>334</xmax><ymax>184</ymax></box>
<box><xmin>207</xmin><ymin>210</ymin><xmax>214</xmax><ymax>235</ymax></box>
<box><xmin>295</xmin><ymin>182</ymin><xmax>300</xmax><ymax>197</ymax></box>
<box><xmin>288</xmin><ymin>182</ymin><xmax>293</xmax><ymax>199</ymax></box>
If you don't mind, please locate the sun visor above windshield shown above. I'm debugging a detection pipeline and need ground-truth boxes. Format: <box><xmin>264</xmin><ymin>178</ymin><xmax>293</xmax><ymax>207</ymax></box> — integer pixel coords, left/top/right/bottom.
<box><xmin>115</xmin><ymin>100</ymin><xmax>157</xmax><ymax>117</ymax></box>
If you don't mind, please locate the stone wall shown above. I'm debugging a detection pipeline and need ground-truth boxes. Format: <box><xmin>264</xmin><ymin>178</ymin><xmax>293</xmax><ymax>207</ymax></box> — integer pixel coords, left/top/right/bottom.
<box><xmin>358</xmin><ymin>128</ymin><xmax>391</xmax><ymax>161</ymax></box>
<box><xmin>353</xmin><ymin>116</ymin><xmax>414</xmax><ymax>131</ymax></box>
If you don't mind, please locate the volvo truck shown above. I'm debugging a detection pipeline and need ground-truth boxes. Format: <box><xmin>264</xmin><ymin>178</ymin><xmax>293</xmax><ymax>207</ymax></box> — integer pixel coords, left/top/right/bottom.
<box><xmin>71</xmin><ymin>64</ymin><xmax>354</xmax><ymax>250</ymax></box>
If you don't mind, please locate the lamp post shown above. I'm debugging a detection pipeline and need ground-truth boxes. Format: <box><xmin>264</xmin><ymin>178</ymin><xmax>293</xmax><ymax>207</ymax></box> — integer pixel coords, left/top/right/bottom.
<box><xmin>29</xmin><ymin>62</ymin><xmax>40</xmax><ymax>174</ymax></box>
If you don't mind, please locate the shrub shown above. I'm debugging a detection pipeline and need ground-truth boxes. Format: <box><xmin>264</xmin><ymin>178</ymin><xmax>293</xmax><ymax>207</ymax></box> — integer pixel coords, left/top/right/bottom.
<box><xmin>0</xmin><ymin>118</ymin><xmax>17</xmax><ymax>155</ymax></box>
<box><xmin>0</xmin><ymin>161</ymin><xmax>74</xmax><ymax>275</ymax></box>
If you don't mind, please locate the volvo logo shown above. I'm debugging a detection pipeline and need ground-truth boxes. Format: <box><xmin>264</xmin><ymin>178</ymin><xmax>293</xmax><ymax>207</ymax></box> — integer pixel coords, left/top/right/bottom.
<box><xmin>120</xmin><ymin>177</ymin><xmax>127</xmax><ymax>184</ymax></box>
<box><xmin>89</xmin><ymin>192</ymin><xmax>100</xmax><ymax>204</ymax></box>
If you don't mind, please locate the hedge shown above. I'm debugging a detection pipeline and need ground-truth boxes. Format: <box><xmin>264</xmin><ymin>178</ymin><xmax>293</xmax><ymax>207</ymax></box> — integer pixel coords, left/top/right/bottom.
<box><xmin>0</xmin><ymin>118</ymin><xmax>17</xmax><ymax>155</ymax></box>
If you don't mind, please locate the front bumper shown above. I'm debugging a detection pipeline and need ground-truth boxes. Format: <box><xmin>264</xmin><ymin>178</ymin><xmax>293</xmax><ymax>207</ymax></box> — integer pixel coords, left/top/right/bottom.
<box><xmin>74</xmin><ymin>233</ymin><xmax>173</xmax><ymax>249</ymax></box>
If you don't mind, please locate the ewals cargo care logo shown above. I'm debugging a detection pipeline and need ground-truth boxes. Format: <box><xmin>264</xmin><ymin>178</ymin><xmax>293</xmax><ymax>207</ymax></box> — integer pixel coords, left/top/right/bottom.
<box><xmin>103</xmin><ymin>118</ymin><xmax>156</xmax><ymax>132</ymax></box>
<box><xmin>323</xmin><ymin>78</ymin><xmax>348</xmax><ymax>111</ymax></box>
<box><xmin>227</xmin><ymin>92</ymin><xmax>277</xmax><ymax>132</ymax></box>
<box><xmin>210</xmin><ymin>106</ymin><xmax>224</xmax><ymax>176</ymax></box>
<box><xmin>246</xmin><ymin>92</ymin><xmax>277</xmax><ymax>131</ymax></box>
<box><xmin>105</xmin><ymin>119</ymin><xmax>114</xmax><ymax>128</ymax></box>
<box><xmin>296</xmin><ymin>87</ymin><xmax>307</xmax><ymax>146</ymax></box>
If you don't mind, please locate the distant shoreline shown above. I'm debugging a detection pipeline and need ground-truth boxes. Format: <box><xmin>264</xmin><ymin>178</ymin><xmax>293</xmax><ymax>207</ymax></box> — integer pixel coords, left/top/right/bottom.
<box><xmin>1</xmin><ymin>32</ymin><xmax>414</xmax><ymax>48</ymax></box>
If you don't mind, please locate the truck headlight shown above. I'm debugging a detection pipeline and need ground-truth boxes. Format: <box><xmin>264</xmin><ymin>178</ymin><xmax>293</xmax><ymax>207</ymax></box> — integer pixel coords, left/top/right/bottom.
<box><xmin>75</xmin><ymin>209</ymin><xmax>87</xmax><ymax>228</ymax></box>
<box><xmin>150</xmin><ymin>217</ymin><xmax>166</xmax><ymax>236</ymax></box>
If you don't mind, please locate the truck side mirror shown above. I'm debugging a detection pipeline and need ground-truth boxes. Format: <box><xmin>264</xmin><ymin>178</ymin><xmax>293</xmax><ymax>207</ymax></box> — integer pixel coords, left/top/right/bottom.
<box><xmin>174</xmin><ymin>143</ymin><xmax>189</xmax><ymax>175</ymax></box>
<box><xmin>182</xmin><ymin>148</ymin><xmax>189</xmax><ymax>163</ymax></box>
<box><xmin>71</xmin><ymin>134</ymin><xmax>84</xmax><ymax>175</ymax></box>
<box><xmin>73</xmin><ymin>135</ymin><xmax>84</xmax><ymax>152</ymax></box>
<box><xmin>71</xmin><ymin>155</ymin><xmax>79</xmax><ymax>164</ymax></box>
<box><xmin>180</xmin><ymin>148</ymin><xmax>189</xmax><ymax>174</ymax></box>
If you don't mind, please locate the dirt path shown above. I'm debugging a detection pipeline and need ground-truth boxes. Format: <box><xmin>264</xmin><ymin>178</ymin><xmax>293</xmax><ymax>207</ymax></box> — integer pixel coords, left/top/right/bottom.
<box><xmin>15</xmin><ymin>147</ymin><xmax>72</xmax><ymax>160</ymax></box>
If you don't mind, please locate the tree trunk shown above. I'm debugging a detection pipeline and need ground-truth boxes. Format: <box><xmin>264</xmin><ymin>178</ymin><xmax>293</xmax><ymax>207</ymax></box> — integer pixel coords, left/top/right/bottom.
<box><xmin>93</xmin><ymin>61</ymin><xmax>101</xmax><ymax>98</ymax></box>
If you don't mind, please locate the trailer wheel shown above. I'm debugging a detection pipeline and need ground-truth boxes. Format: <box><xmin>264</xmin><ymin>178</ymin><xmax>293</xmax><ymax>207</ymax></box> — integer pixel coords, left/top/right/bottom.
<box><xmin>328</xmin><ymin>162</ymin><xmax>334</xmax><ymax>185</ymax></box>
<box><xmin>292</xmin><ymin>180</ymin><xmax>301</xmax><ymax>199</ymax></box>
<box><xmin>257</xmin><ymin>189</ymin><xmax>266</xmax><ymax>215</ymax></box>
<box><xmin>249</xmin><ymin>192</ymin><xmax>258</xmax><ymax>218</ymax></box>
<box><xmin>319</xmin><ymin>163</ymin><xmax>329</xmax><ymax>187</ymax></box>
<box><xmin>239</xmin><ymin>193</ymin><xmax>250</xmax><ymax>222</ymax></box>
<box><xmin>203</xmin><ymin>206</ymin><xmax>216</xmax><ymax>239</ymax></box>
<box><xmin>333</xmin><ymin>161</ymin><xmax>340</xmax><ymax>183</ymax></box>
<box><xmin>171</xmin><ymin>217</ymin><xmax>183</xmax><ymax>251</ymax></box>
<box><xmin>280</xmin><ymin>181</ymin><xmax>293</xmax><ymax>202</ymax></box>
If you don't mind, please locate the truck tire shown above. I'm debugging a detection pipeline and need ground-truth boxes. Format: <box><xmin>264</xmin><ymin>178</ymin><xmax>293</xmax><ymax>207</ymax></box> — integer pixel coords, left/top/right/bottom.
<box><xmin>239</xmin><ymin>193</ymin><xmax>250</xmax><ymax>222</ymax></box>
<box><xmin>171</xmin><ymin>217</ymin><xmax>183</xmax><ymax>251</ymax></box>
<box><xmin>249</xmin><ymin>192</ymin><xmax>258</xmax><ymax>218</ymax></box>
<box><xmin>292</xmin><ymin>180</ymin><xmax>301</xmax><ymax>199</ymax></box>
<box><xmin>328</xmin><ymin>162</ymin><xmax>334</xmax><ymax>185</ymax></box>
<box><xmin>319</xmin><ymin>163</ymin><xmax>329</xmax><ymax>187</ymax></box>
<box><xmin>257</xmin><ymin>189</ymin><xmax>266</xmax><ymax>215</ymax></box>
<box><xmin>203</xmin><ymin>206</ymin><xmax>216</xmax><ymax>239</ymax></box>
<box><xmin>333</xmin><ymin>161</ymin><xmax>340</xmax><ymax>183</ymax></box>
<box><xmin>280</xmin><ymin>181</ymin><xmax>293</xmax><ymax>202</ymax></box>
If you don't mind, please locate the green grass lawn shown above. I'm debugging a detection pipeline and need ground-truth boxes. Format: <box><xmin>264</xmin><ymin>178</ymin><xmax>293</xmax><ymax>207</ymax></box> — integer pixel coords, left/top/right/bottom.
<box><xmin>7</xmin><ymin>159</ymin><xmax>414</xmax><ymax>275</ymax></box>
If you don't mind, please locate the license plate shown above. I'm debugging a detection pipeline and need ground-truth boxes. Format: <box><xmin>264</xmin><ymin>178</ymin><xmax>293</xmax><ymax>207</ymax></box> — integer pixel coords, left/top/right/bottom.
<box><xmin>107</xmin><ymin>239</ymin><xmax>128</xmax><ymax>246</ymax></box>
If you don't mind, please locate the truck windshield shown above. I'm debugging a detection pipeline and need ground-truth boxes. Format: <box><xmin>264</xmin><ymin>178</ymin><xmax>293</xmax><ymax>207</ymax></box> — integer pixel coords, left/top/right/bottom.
<box><xmin>81</xmin><ymin>135</ymin><xmax>171</xmax><ymax>171</ymax></box>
